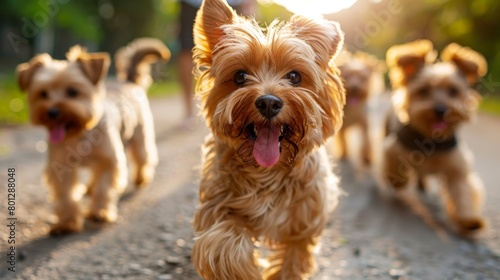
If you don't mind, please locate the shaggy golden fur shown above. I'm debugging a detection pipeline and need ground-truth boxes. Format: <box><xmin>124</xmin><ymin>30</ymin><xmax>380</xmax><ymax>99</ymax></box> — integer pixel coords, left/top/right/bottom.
<box><xmin>335</xmin><ymin>50</ymin><xmax>385</xmax><ymax>166</ymax></box>
<box><xmin>191</xmin><ymin>0</ymin><xmax>346</xmax><ymax>278</ymax></box>
<box><xmin>16</xmin><ymin>38</ymin><xmax>170</xmax><ymax>234</ymax></box>
<box><xmin>381</xmin><ymin>39</ymin><xmax>487</xmax><ymax>235</ymax></box>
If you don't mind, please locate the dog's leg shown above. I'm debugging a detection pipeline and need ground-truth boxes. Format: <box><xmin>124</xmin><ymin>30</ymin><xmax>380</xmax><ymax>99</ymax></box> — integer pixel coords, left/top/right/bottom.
<box><xmin>263</xmin><ymin>238</ymin><xmax>317</xmax><ymax>280</ymax></box>
<box><xmin>129</xmin><ymin>121</ymin><xmax>158</xmax><ymax>188</ymax></box>
<box><xmin>45</xmin><ymin>163</ymin><xmax>84</xmax><ymax>234</ymax></box>
<box><xmin>86</xmin><ymin>173</ymin><xmax>98</xmax><ymax>196</ymax></box>
<box><xmin>382</xmin><ymin>145</ymin><xmax>411</xmax><ymax>189</ymax></box>
<box><xmin>192</xmin><ymin>219</ymin><xmax>261</xmax><ymax>280</ymax></box>
<box><xmin>87</xmin><ymin>160</ymin><xmax>127</xmax><ymax>222</ymax></box>
<box><xmin>263</xmin><ymin>181</ymin><xmax>328</xmax><ymax>280</ymax></box>
<box><xmin>360</xmin><ymin>118</ymin><xmax>372</xmax><ymax>166</ymax></box>
<box><xmin>442</xmin><ymin>172</ymin><xmax>486</xmax><ymax>234</ymax></box>
<box><xmin>417</xmin><ymin>176</ymin><xmax>427</xmax><ymax>192</ymax></box>
<box><xmin>88</xmin><ymin>134</ymin><xmax>128</xmax><ymax>222</ymax></box>
<box><xmin>336</xmin><ymin>126</ymin><xmax>348</xmax><ymax>160</ymax></box>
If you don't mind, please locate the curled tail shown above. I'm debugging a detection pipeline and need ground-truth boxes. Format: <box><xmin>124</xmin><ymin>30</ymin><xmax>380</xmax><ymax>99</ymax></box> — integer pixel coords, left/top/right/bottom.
<box><xmin>115</xmin><ymin>37</ymin><xmax>171</xmax><ymax>89</ymax></box>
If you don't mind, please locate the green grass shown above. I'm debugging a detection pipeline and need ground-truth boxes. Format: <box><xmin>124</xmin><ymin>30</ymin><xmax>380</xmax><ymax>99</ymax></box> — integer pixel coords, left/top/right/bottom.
<box><xmin>480</xmin><ymin>95</ymin><xmax>500</xmax><ymax>115</ymax></box>
<box><xmin>0</xmin><ymin>75</ymin><xmax>29</xmax><ymax>125</ymax></box>
<box><xmin>0</xmin><ymin>74</ymin><xmax>181</xmax><ymax>126</ymax></box>
<box><xmin>148</xmin><ymin>80</ymin><xmax>181</xmax><ymax>98</ymax></box>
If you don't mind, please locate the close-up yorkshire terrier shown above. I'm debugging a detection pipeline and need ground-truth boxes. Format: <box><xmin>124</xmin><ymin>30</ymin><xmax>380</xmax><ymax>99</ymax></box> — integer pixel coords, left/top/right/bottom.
<box><xmin>190</xmin><ymin>0</ymin><xmax>346</xmax><ymax>278</ymax></box>
<box><xmin>16</xmin><ymin>38</ymin><xmax>170</xmax><ymax>234</ymax></box>
<box><xmin>381</xmin><ymin>39</ymin><xmax>487</xmax><ymax>235</ymax></box>
<box><xmin>335</xmin><ymin>50</ymin><xmax>385</xmax><ymax>168</ymax></box>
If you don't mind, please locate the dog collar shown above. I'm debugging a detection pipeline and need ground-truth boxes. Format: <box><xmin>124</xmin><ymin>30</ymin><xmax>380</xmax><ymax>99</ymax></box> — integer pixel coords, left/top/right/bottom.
<box><xmin>396</xmin><ymin>125</ymin><xmax>458</xmax><ymax>153</ymax></box>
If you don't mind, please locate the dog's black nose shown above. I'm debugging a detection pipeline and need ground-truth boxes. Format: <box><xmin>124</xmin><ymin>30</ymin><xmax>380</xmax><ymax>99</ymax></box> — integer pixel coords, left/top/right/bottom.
<box><xmin>349</xmin><ymin>85</ymin><xmax>360</xmax><ymax>95</ymax></box>
<box><xmin>434</xmin><ymin>104</ymin><xmax>447</xmax><ymax>118</ymax></box>
<box><xmin>47</xmin><ymin>108</ymin><xmax>60</xmax><ymax>119</ymax></box>
<box><xmin>255</xmin><ymin>95</ymin><xmax>283</xmax><ymax>119</ymax></box>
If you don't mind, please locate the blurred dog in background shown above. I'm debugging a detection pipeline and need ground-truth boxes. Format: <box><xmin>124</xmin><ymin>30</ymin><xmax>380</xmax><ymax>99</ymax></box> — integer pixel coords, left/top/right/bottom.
<box><xmin>17</xmin><ymin>38</ymin><xmax>170</xmax><ymax>234</ymax></box>
<box><xmin>335</xmin><ymin>50</ymin><xmax>385</xmax><ymax>170</ymax></box>
<box><xmin>380</xmin><ymin>39</ymin><xmax>487</xmax><ymax>236</ymax></box>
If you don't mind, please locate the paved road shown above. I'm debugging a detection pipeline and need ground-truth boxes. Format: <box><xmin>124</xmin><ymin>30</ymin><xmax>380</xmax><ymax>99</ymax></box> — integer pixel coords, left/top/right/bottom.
<box><xmin>0</xmin><ymin>95</ymin><xmax>499</xmax><ymax>279</ymax></box>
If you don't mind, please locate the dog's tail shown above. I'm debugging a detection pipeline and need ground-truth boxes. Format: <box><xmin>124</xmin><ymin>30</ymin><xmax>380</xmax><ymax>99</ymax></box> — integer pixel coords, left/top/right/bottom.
<box><xmin>115</xmin><ymin>37</ymin><xmax>171</xmax><ymax>89</ymax></box>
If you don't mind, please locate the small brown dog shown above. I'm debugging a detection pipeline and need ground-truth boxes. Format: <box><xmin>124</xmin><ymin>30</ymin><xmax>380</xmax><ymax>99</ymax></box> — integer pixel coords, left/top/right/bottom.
<box><xmin>16</xmin><ymin>38</ymin><xmax>170</xmax><ymax>234</ymax></box>
<box><xmin>381</xmin><ymin>39</ymin><xmax>487</xmax><ymax>235</ymax></box>
<box><xmin>191</xmin><ymin>0</ymin><xmax>346</xmax><ymax>279</ymax></box>
<box><xmin>336</xmin><ymin>51</ymin><xmax>385</xmax><ymax>166</ymax></box>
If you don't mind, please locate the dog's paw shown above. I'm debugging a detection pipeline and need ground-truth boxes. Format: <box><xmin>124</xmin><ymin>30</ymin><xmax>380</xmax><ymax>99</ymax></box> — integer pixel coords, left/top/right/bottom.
<box><xmin>456</xmin><ymin>217</ymin><xmax>486</xmax><ymax>235</ymax></box>
<box><xmin>87</xmin><ymin>207</ymin><xmax>118</xmax><ymax>223</ymax></box>
<box><xmin>362</xmin><ymin>154</ymin><xmax>372</xmax><ymax>166</ymax></box>
<box><xmin>134</xmin><ymin>176</ymin><xmax>151</xmax><ymax>189</ymax></box>
<box><xmin>49</xmin><ymin>218</ymin><xmax>83</xmax><ymax>235</ymax></box>
<box><xmin>134</xmin><ymin>165</ymin><xmax>155</xmax><ymax>189</ymax></box>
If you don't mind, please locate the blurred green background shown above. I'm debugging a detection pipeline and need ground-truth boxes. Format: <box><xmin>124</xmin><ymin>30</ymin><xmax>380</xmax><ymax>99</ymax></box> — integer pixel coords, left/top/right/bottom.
<box><xmin>1</xmin><ymin>0</ymin><xmax>499</xmax><ymax>125</ymax></box>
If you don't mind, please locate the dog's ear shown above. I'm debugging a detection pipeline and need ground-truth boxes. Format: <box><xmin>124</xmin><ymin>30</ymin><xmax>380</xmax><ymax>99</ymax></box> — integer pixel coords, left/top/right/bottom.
<box><xmin>391</xmin><ymin>88</ymin><xmax>410</xmax><ymax>124</ymax></box>
<box><xmin>78</xmin><ymin>54</ymin><xmax>110</xmax><ymax>85</ymax></box>
<box><xmin>77</xmin><ymin>53</ymin><xmax>110</xmax><ymax>85</ymax></box>
<box><xmin>194</xmin><ymin>0</ymin><xmax>236</xmax><ymax>58</ymax></box>
<box><xmin>441</xmin><ymin>43</ymin><xmax>487</xmax><ymax>84</ymax></box>
<box><xmin>386</xmin><ymin>40</ymin><xmax>436</xmax><ymax>87</ymax></box>
<box><xmin>289</xmin><ymin>16</ymin><xmax>344</xmax><ymax>67</ymax></box>
<box><xmin>67</xmin><ymin>45</ymin><xmax>110</xmax><ymax>85</ymax></box>
<box><xmin>16</xmin><ymin>53</ymin><xmax>52</xmax><ymax>92</ymax></box>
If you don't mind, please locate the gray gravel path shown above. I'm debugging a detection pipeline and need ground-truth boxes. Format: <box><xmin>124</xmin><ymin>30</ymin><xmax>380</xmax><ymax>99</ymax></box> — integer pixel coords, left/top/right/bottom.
<box><xmin>1</xmin><ymin>94</ymin><xmax>499</xmax><ymax>280</ymax></box>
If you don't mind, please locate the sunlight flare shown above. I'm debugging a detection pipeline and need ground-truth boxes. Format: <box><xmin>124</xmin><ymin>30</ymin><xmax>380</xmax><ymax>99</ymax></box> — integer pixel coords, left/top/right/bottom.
<box><xmin>261</xmin><ymin>0</ymin><xmax>358</xmax><ymax>18</ymax></box>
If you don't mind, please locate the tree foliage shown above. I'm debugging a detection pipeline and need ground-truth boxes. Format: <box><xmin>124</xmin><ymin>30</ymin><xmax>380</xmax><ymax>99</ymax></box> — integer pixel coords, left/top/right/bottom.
<box><xmin>2</xmin><ymin>0</ymin><xmax>499</xmax><ymax>92</ymax></box>
<box><xmin>328</xmin><ymin>0</ymin><xmax>500</xmax><ymax>92</ymax></box>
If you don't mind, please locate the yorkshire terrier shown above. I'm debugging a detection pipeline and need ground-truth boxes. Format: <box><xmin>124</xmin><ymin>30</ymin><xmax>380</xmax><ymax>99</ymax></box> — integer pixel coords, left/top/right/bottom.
<box><xmin>335</xmin><ymin>50</ymin><xmax>385</xmax><ymax>167</ymax></box>
<box><xmin>381</xmin><ymin>39</ymin><xmax>487</xmax><ymax>235</ymax></box>
<box><xmin>190</xmin><ymin>0</ymin><xmax>346</xmax><ymax>279</ymax></box>
<box><xmin>16</xmin><ymin>38</ymin><xmax>170</xmax><ymax>234</ymax></box>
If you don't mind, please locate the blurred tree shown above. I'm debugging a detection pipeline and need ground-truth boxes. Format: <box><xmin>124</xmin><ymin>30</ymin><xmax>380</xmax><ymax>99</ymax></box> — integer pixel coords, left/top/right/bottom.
<box><xmin>258</xmin><ymin>1</ymin><xmax>292</xmax><ymax>23</ymax></box>
<box><xmin>1</xmin><ymin>0</ymin><xmax>499</xmax><ymax>93</ymax></box>
<box><xmin>99</xmin><ymin>0</ymin><xmax>156</xmax><ymax>55</ymax></box>
<box><xmin>1</xmin><ymin>0</ymin><xmax>178</xmax><ymax>66</ymax></box>
<box><xmin>328</xmin><ymin>0</ymin><xmax>500</xmax><ymax>94</ymax></box>
<box><xmin>2</xmin><ymin>0</ymin><xmax>101</xmax><ymax>59</ymax></box>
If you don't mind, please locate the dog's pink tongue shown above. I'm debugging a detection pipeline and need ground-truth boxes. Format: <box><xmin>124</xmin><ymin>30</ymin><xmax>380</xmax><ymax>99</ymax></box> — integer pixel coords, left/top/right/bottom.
<box><xmin>348</xmin><ymin>97</ymin><xmax>360</xmax><ymax>106</ymax></box>
<box><xmin>49</xmin><ymin>125</ymin><xmax>66</xmax><ymax>144</ymax></box>
<box><xmin>253</xmin><ymin>125</ymin><xmax>281</xmax><ymax>167</ymax></box>
<box><xmin>432</xmin><ymin>121</ymin><xmax>448</xmax><ymax>130</ymax></box>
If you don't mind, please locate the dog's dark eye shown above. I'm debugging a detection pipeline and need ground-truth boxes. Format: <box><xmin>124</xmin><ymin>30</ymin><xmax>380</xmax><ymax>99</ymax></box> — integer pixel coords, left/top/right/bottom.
<box><xmin>287</xmin><ymin>71</ymin><xmax>301</xmax><ymax>86</ymax></box>
<box><xmin>448</xmin><ymin>86</ymin><xmax>459</xmax><ymax>98</ymax></box>
<box><xmin>418</xmin><ymin>86</ymin><xmax>430</xmax><ymax>97</ymax></box>
<box><xmin>40</xmin><ymin>90</ymin><xmax>48</xmax><ymax>99</ymax></box>
<box><xmin>234</xmin><ymin>70</ymin><xmax>248</xmax><ymax>86</ymax></box>
<box><xmin>67</xmin><ymin>87</ymin><xmax>78</xmax><ymax>98</ymax></box>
